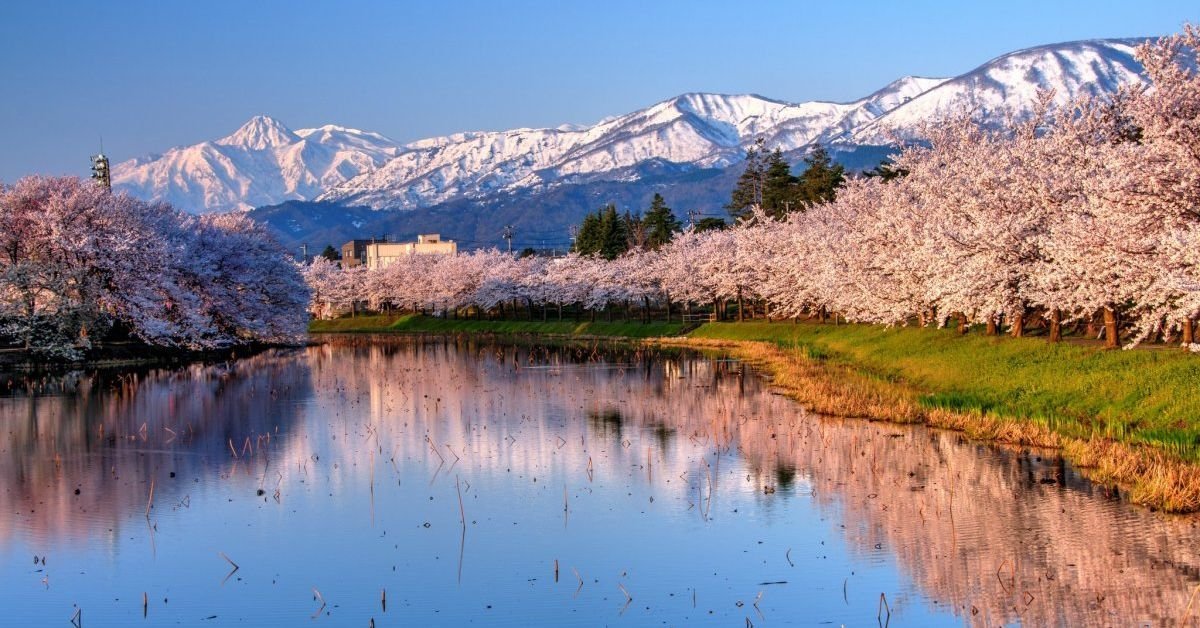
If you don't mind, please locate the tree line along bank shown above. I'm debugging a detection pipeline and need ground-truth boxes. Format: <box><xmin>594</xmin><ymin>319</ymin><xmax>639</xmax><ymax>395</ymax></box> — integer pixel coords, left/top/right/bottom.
<box><xmin>306</xmin><ymin>28</ymin><xmax>1200</xmax><ymax>351</ymax></box>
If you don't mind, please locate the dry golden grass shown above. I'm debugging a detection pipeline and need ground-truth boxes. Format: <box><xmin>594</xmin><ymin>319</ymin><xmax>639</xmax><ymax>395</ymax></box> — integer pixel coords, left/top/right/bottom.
<box><xmin>661</xmin><ymin>337</ymin><xmax>1200</xmax><ymax>513</ymax></box>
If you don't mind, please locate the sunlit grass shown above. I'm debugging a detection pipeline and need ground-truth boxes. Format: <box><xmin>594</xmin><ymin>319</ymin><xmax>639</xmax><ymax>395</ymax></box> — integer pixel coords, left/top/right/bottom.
<box><xmin>690</xmin><ymin>321</ymin><xmax>1200</xmax><ymax>463</ymax></box>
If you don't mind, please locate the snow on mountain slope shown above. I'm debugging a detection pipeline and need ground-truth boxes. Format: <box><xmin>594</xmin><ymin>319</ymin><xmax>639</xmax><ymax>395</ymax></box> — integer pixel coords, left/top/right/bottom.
<box><xmin>318</xmin><ymin>88</ymin><xmax>933</xmax><ymax>210</ymax></box>
<box><xmin>848</xmin><ymin>39</ymin><xmax>1149</xmax><ymax>144</ymax></box>
<box><xmin>112</xmin><ymin>116</ymin><xmax>402</xmax><ymax>213</ymax></box>
<box><xmin>113</xmin><ymin>38</ymin><xmax>1150</xmax><ymax>214</ymax></box>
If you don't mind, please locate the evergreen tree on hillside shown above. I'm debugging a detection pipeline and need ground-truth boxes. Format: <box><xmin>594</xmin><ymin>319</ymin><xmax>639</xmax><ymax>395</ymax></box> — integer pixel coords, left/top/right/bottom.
<box><xmin>320</xmin><ymin>245</ymin><xmax>341</xmax><ymax>261</ymax></box>
<box><xmin>795</xmin><ymin>145</ymin><xmax>845</xmax><ymax>208</ymax></box>
<box><xmin>726</xmin><ymin>138</ymin><xmax>767</xmax><ymax>222</ymax></box>
<box><xmin>643</xmin><ymin>193</ymin><xmax>681</xmax><ymax>249</ymax></box>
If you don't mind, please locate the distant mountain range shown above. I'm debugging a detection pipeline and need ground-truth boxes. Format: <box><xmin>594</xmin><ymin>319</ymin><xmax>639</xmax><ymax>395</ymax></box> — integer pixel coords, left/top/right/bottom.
<box><xmin>111</xmin><ymin>38</ymin><xmax>1151</xmax><ymax>251</ymax></box>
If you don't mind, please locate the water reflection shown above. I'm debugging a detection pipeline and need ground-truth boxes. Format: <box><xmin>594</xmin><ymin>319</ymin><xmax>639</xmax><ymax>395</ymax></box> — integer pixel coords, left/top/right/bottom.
<box><xmin>0</xmin><ymin>335</ymin><xmax>1196</xmax><ymax>626</ymax></box>
<box><xmin>0</xmin><ymin>351</ymin><xmax>312</xmax><ymax>548</ymax></box>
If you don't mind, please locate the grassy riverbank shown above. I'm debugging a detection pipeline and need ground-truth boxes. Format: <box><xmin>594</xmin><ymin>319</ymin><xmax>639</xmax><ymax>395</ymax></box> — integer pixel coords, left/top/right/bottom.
<box><xmin>683</xmin><ymin>322</ymin><xmax>1200</xmax><ymax>512</ymax></box>
<box><xmin>311</xmin><ymin>315</ymin><xmax>1200</xmax><ymax>511</ymax></box>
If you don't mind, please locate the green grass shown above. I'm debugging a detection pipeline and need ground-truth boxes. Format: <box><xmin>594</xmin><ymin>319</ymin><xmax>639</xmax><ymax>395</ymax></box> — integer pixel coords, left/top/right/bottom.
<box><xmin>690</xmin><ymin>321</ymin><xmax>1200</xmax><ymax>461</ymax></box>
<box><xmin>309</xmin><ymin>314</ymin><xmax>684</xmax><ymax>339</ymax></box>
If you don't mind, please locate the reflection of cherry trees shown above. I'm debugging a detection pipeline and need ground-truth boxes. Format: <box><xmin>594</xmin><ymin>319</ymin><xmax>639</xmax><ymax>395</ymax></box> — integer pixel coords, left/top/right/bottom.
<box><xmin>307</xmin><ymin>31</ymin><xmax>1200</xmax><ymax>348</ymax></box>
<box><xmin>0</xmin><ymin>351</ymin><xmax>312</xmax><ymax>546</ymax></box>
<box><xmin>304</xmin><ymin>336</ymin><xmax>1200</xmax><ymax>624</ymax></box>
<box><xmin>0</xmin><ymin>177</ymin><xmax>310</xmax><ymax>358</ymax></box>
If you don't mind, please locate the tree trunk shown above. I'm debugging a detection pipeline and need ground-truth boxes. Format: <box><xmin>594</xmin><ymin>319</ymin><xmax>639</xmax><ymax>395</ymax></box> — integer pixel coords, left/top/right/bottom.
<box><xmin>1103</xmin><ymin>306</ymin><xmax>1119</xmax><ymax>349</ymax></box>
<box><xmin>665</xmin><ymin>297</ymin><xmax>672</xmax><ymax>323</ymax></box>
<box><xmin>1048</xmin><ymin>309</ymin><xmax>1062</xmax><ymax>343</ymax></box>
<box><xmin>986</xmin><ymin>315</ymin><xmax>997</xmax><ymax>336</ymax></box>
<box><xmin>1183</xmin><ymin>318</ymin><xmax>1195</xmax><ymax>346</ymax></box>
<box><xmin>765</xmin><ymin>301</ymin><xmax>771</xmax><ymax>323</ymax></box>
<box><xmin>1010</xmin><ymin>310</ymin><xmax>1024</xmax><ymax>338</ymax></box>
<box><xmin>737</xmin><ymin>289</ymin><xmax>744</xmax><ymax>322</ymax></box>
<box><xmin>958</xmin><ymin>312</ymin><xmax>969</xmax><ymax>335</ymax></box>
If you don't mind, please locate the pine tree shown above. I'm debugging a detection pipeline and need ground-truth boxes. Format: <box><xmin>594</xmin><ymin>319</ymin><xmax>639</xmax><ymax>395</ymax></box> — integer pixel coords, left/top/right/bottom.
<box><xmin>863</xmin><ymin>158</ymin><xmax>908</xmax><ymax>183</ymax></box>
<box><xmin>795</xmin><ymin>145</ymin><xmax>845</xmax><ymax>208</ymax></box>
<box><xmin>694</xmin><ymin>217</ymin><xmax>727</xmax><ymax>232</ymax></box>
<box><xmin>320</xmin><ymin>245</ymin><xmax>341</xmax><ymax>261</ymax></box>
<box><xmin>762</xmin><ymin>148</ymin><xmax>799</xmax><ymax>220</ymax></box>
<box><xmin>643</xmin><ymin>193</ymin><xmax>681</xmax><ymax>249</ymax></box>
<box><xmin>573</xmin><ymin>211</ymin><xmax>603</xmax><ymax>255</ymax></box>
<box><xmin>726</xmin><ymin>138</ymin><xmax>767</xmax><ymax>222</ymax></box>
<box><xmin>599</xmin><ymin>204</ymin><xmax>629</xmax><ymax>260</ymax></box>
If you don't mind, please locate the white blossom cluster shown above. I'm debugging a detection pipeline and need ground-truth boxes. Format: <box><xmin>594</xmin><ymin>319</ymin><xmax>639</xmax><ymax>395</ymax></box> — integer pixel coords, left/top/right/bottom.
<box><xmin>0</xmin><ymin>176</ymin><xmax>310</xmax><ymax>358</ymax></box>
<box><xmin>306</xmin><ymin>30</ymin><xmax>1200</xmax><ymax>347</ymax></box>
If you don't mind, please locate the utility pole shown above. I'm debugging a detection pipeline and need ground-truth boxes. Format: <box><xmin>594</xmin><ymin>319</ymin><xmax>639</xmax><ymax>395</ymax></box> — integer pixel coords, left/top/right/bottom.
<box><xmin>300</xmin><ymin>243</ymin><xmax>308</xmax><ymax>264</ymax></box>
<box><xmin>569</xmin><ymin>225</ymin><xmax>578</xmax><ymax>252</ymax></box>
<box><xmin>687</xmin><ymin>209</ymin><xmax>698</xmax><ymax>230</ymax></box>
<box><xmin>503</xmin><ymin>225</ymin><xmax>514</xmax><ymax>254</ymax></box>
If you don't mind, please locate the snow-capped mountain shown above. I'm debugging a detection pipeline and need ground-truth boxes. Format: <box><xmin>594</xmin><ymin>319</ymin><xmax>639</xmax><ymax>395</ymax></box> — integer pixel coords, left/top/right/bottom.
<box><xmin>318</xmin><ymin>77</ymin><xmax>950</xmax><ymax>210</ymax></box>
<box><xmin>115</xmin><ymin>37</ymin><xmax>1151</xmax><ymax>215</ymax></box>
<box><xmin>112</xmin><ymin>116</ymin><xmax>402</xmax><ymax>213</ymax></box>
<box><xmin>847</xmin><ymin>39</ymin><xmax>1148</xmax><ymax>144</ymax></box>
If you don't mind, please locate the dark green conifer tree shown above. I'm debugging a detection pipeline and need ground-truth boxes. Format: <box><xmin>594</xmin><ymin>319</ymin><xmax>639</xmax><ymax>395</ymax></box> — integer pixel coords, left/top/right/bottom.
<box><xmin>694</xmin><ymin>217</ymin><xmax>728</xmax><ymax>232</ymax></box>
<box><xmin>726</xmin><ymin>138</ymin><xmax>767</xmax><ymax>222</ymax></box>
<box><xmin>643</xmin><ymin>193</ymin><xmax>681</xmax><ymax>249</ymax></box>
<box><xmin>795</xmin><ymin>145</ymin><xmax>845</xmax><ymax>208</ymax></box>
<box><xmin>573</xmin><ymin>211</ymin><xmax>604</xmax><ymax>256</ymax></box>
<box><xmin>863</xmin><ymin>158</ymin><xmax>908</xmax><ymax>182</ymax></box>
<box><xmin>599</xmin><ymin>204</ymin><xmax>629</xmax><ymax>260</ymax></box>
<box><xmin>762</xmin><ymin>148</ymin><xmax>799</xmax><ymax>220</ymax></box>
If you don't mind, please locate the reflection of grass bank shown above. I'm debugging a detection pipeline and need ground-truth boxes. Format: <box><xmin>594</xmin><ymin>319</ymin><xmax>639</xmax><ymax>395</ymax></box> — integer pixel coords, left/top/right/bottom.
<box><xmin>309</xmin><ymin>314</ymin><xmax>683</xmax><ymax>338</ymax></box>
<box><xmin>309</xmin><ymin>315</ymin><xmax>1200</xmax><ymax>511</ymax></box>
<box><xmin>681</xmin><ymin>322</ymin><xmax>1200</xmax><ymax>513</ymax></box>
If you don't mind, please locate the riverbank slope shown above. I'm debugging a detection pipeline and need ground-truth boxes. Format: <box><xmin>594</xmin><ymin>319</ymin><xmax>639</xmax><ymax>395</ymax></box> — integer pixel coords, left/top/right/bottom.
<box><xmin>311</xmin><ymin>314</ymin><xmax>1200</xmax><ymax>512</ymax></box>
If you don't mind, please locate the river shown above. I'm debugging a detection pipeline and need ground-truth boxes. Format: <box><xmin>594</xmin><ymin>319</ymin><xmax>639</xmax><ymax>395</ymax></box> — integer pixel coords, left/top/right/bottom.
<box><xmin>1</xmin><ymin>335</ymin><xmax>1197</xmax><ymax>626</ymax></box>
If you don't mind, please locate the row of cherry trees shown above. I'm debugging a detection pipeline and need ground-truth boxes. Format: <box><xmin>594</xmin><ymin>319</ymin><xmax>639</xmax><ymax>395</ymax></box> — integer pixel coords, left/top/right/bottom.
<box><xmin>306</xmin><ymin>29</ymin><xmax>1200</xmax><ymax>349</ymax></box>
<box><xmin>0</xmin><ymin>176</ymin><xmax>309</xmax><ymax>358</ymax></box>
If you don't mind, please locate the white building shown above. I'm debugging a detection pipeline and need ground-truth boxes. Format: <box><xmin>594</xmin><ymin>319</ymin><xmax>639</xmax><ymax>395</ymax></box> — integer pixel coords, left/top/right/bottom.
<box><xmin>364</xmin><ymin>234</ymin><xmax>457</xmax><ymax>269</ymax></box>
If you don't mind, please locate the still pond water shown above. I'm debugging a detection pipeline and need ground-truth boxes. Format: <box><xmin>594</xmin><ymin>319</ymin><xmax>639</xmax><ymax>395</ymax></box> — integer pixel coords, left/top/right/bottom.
<box><xmin>2</xmin><ymin>335</ymin><xmax>1198</xmax><ymax>626</ymax></box>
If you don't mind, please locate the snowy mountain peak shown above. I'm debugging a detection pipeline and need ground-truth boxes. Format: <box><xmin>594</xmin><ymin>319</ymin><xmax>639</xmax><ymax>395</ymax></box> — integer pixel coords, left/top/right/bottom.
<box><xmin>856</xmin><ymin>76</ymin><xmax>952</xmax><ymax>114</ymax></box>
<box><xmin>216</xmin><ymin>115</ymin><xmax>299</xmax><ymax>150</ymax></box>
<box><xmin>848</xmin><ymin>38</ymin><xmax>1150</xmax><ymax>144</ymax></box>
<box><xmin>113</xmin><ymin>116</ymin><xmax>401</xmax><ymax>213</ymax></box>
<box><xmin>114</xmin><ymin>37</ymin><xmax>1152</xmax><ymax>215</ymax></box>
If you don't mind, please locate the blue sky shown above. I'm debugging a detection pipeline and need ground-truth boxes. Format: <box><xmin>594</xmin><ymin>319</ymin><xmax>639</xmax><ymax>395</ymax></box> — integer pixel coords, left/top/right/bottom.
<box><xmin>1</xmin><ymin>0</ymin><xmax>1197</xmax><ymax>181</ymax></box>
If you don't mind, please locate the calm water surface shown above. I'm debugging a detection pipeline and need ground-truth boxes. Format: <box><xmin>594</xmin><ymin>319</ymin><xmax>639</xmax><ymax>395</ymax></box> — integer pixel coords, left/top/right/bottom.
<box><xmin>2</xmin><ymin>336</ymin><xmax>1198</xmax><ymax>626</ymax></box>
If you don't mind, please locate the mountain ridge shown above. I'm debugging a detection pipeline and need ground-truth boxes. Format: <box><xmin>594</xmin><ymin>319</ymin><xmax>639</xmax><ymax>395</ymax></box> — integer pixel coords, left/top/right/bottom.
<box><xmin>113</xmin><ymin>37</ymin><xmax>1153</xmax><ymax>216</ymax></box>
